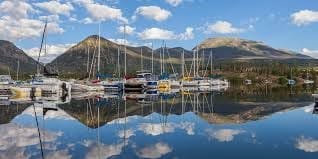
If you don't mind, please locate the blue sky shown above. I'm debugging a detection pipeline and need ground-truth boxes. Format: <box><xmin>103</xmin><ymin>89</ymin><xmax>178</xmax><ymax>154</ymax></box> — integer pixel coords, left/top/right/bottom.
<box><xmin>1</xmin><ymin>0</ymin><xmax>318</xmax><ymax>62</ymax></box>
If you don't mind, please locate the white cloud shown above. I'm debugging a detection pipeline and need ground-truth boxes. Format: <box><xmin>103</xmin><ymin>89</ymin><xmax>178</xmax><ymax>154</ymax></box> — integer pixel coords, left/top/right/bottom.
<box><xmin>179</xmin><ymin>27</ymin><xmax>194</xmax><ymax>40</ymax></box>
<box><xmin>296</xmin><ymin>136</ymin><xmax>318</xmax><ymax>152</ymax></box>
<box><xmin>118</xmin><ymin>25</ymin><xmax>136</xmax><ymax>35</ymax></box>
<box><xmin>139</xmin><ymin>27</ymin><xmax>195</xmax><ymax>40</ymax></box>
<box><xmin>206</xmin><ymin>129</ymin><xmax>245</xmax><ymax>142</ymax></box>
<box><xmin>0</xmin><ymin>123</ymin><xmax>61</xmax><ymax>152</ymax></box>
<box><xmin>0</xmin><ymin>0</ymin><xmax>35</xmax><ymax>19</ymax></box>
<box><xmin>0</xmin><ymin>16</ymin><xmax>64</xmax><ymax>42</ymax></box>
<box><xmin>139</xmin><ymin>28</ymin><xmax>176</xmax><ymax>40</ymax></box>
<box><xmin>21</xmin><ymin>104</ymin><xmax>76</xmax><ymax>120</ymax></box>
<box><xmin>205</xmin><ymin>21</ymin><xmax>245</xmax><ymax>34</ymax></box>
<box><xmin>77</xmin><ymin>0</ymin><xmax>127</xmax><ymax>23</ymax></box>
<box><xmin>301</xmin><ymin>48</ymin><xmax>318</xmax><ymax>59</ymax></box>
<box><xmin>137</xmin><ymin>142</ymin><xmax>172</xmax><ymax>159</ymax></box>
<box><xmin>291</xmin><ymin>10</ymin><xmax>318</xmax><ymax>26</ymax></box>
<box><xmin>24</xmin><ymin>43</ymin><xmax>75</xmax><ymax>63</ymax></box>
<box><xmin>34</xmin><ymin>1</ymin><xmax>74</xmax><ymax>16</ymax></box>
<box><xmin>165</xmin><ymin>0</ymin><xmax>183</xmax><ymax>7</ymax></box>
<box><xmin>118</xmin><ymin>129</ymin><xmax>135</xmax><ymax>139</ymax></box>
<box><xmin>39</xmin><ymin>15</ymin><xmax>60</xmax><ymax>22</ymax></box>
<box><xmin>139</xmin><ymin>123</ymin><xmax>175</xmax><ymax>136</ymax></box>
<box><xmin>82</xmin><ymin>140</ymin><xmax>126</xmax><ymax>159</ymax></box>
<box><xmin>135</xmin><ymin>6</ymin><xmax>171</xmax><ymax>22</ymax></box>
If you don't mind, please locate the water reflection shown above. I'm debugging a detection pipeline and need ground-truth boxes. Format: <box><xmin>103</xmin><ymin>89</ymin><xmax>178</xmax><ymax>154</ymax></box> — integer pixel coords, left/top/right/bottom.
<box><xmin>0</xmin><ymin>86</ymin><xmax>318</xmax><ymax>158</ymax></box>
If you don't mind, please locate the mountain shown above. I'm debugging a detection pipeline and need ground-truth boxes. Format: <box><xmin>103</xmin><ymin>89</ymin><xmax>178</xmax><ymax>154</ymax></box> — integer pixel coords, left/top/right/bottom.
<box><xmin>196</xmin><ymin>37</ymin><xmax>312</xmax><ymax>60</ymax></box>
<box><xmin>47</xmin><ymin>35</ymin><xmax>185</xmax><ymax>77</ymax></box>
<box><xmin>47</xmin><ymin>36</ymin><xmax>313</xmax><ymax>77</ymax></box>
<box><xmin>0</xmin><ymin>40</ymin><xmax>40</xmax><ymax>77</ymax></box>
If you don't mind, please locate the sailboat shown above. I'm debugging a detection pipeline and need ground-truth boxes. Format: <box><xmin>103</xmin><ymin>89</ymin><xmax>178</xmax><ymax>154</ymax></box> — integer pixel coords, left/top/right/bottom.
<box><xmin>11</xmin><ymin>20</ymin><xmax>71</xmax><ymax>98</ymax></box>
<box><xmin>304</xmin><ymin>68</ymin><xmax>314</xmax><ymax>84</ymax></box>
<box><xmin>125</xmin><ymin>46</ymin><xmax>155</xmax><ymax>91</ymax></box>
<box><xmin>0</xmin><ymin>75</ymin><xmax>15</xmax><ymax>95</ymax></box>
<box><xmin>287</xmin><ymin>67</ymin><xmax>296</xmax><ymax>85</ymax></box>
<box><xmin>182</xmin><ymin>47</ymin><xmax>210</xmax><ymax>87</ymax></box>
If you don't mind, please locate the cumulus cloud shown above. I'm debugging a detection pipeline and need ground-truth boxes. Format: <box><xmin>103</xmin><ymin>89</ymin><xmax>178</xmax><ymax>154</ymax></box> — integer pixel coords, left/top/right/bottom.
<box><xmin>139</xmin><ymin>123</ymin><xmax>175</xmax><ymax>136</ymax></box>
<box><xmin>165</xmin><ymin>0</ymin><xmax>183</xmax><ymax>7</ymax></box>
<box><xmin>21</xmin><ymin>104</ymin><xmax>76</xmax><ymax>120</ymax></box>
<box><xmin>137</xmin><ymin>142</ymin><xmax>172</xmax><ymax>159</ymax></box>
<box><xmin>0</xmin><ymin>123</ymin><xmax>61</xmax><ymax>156</ymax></box>
<box><xmin>135</xmin><ymin>6</ymin><xmax>171</xmax><ymax>22</ymax></box>
<box><xmin>24</xmin><ymin>43</ymin><xmax>75</xmax><ymax>63</ymax></box>
<box><xmin>0</xmin><ymin>0</ymin><xmax>35</xmax><ymax>19</ymax></box>
<box><xmin>138</xmin><ymin>27</ymin><xmax>195</xmax><ymax>40</ymax></box>
<box><xmin>179</xmin><ymin>27</ymin><xmax>194</xmax><ymax>40</ymax></box>
<box><xmin>118</xmin><ymin>129</ymin><xmax>135</xmax><ymax>139</ymax></box>
<box><xmin>296</xmin><ymin>136</ymin><xmax>318</xmax><ymax>152</ymax></box>
<box><xmin>205</xmin><ymin>21</ymin><xmax>245</xmax><ymax>34</ymax></box>
<box><xmin>291</xmin><ymin>10</ymin><xmax>318</xmax><ymax>26</ymax></box>
<box><xmin>82</xmin><ymin>140</ymin><xmax>126</xmax><ymax>159</ymax></box>
<box><xmin>206</xmin><ymin>129</ymin><xmax>245</xmax><ymax>142</ymax></box>
<box><xmin>301</xmin><ymin>48</ymin><xmax>318</xmax><ymax>59</ymax></box>
<box><xmin>77</xmin><ymin>0</ymin><xmax>127</xmax><ymax>23</ymax></box>
<box><xmin>34</xmin><ymin>1</ymin><xmax>74</xmax><ymax>16</ymax></box>
<box><xmin>118</xmin><ymin>25</ymin><xmax>136</xmax><ymax>35</ymax></box>
<box><xmin>0</xmin><ymin>16</ymin><xmax>64</xmax><ymax>42</ymax></box>
<box><xmin>139</xmin><ymin>28</ymin><xmax>176</xmax><ymax>40</ymax></box>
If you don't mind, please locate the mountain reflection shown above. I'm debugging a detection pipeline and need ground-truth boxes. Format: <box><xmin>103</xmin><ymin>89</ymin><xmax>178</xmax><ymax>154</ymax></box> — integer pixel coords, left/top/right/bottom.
<box><xmin>0</xmin><ymin>86</ymin><xmax>317</xmax><ymax>159</ymax></box>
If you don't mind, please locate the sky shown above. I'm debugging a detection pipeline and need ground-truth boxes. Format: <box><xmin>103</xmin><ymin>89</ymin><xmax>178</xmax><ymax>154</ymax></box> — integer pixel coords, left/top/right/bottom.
<box><xmin>0</xmin><ymin>0</ymin><xmax>318</xmax><ymax>63</ymax></box>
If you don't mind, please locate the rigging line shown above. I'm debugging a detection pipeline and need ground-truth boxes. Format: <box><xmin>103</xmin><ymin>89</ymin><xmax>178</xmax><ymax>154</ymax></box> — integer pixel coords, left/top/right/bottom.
<box><xmin>166</xmin><ymin>48</ymin><xmax>176</xmax><ymax>75</ymax></box>
<box><xmin>203</xmin><ymin>54</ymin><xmax>211</xmax><ymax>77</ymax></box>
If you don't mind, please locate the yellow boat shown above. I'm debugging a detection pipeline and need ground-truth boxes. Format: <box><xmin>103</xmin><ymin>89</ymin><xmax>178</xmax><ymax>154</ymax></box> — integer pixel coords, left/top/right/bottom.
<box><xmin>158</xmin><ymin>80</ymin><xmax>171</xmax><ymax>90</ymax></box>
<box><xmin>10</xmin><ymin>86</ymin><xmax>42</xmax><ymax>98</ymax></box>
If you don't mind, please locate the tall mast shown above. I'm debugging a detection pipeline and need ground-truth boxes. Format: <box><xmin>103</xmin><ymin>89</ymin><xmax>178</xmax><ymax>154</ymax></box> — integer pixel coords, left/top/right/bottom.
<box><xmin>87</xmin><ymin>46</ymin><xmax>90</xmax><ymax>73</ymax></box>
<box><xmin>193</xmin><ymin>50</ymin><xmax>195</xmax><ymax>77</ymax></box>
<box><xmin>124</xmin><ymin>25</ymin><xmax>127</xmax><ymax>77</ymax></box>
<box><xmin>117</xmin><ymin>47</ymin><xmax>120</xmax><ymax>78</ymax></box>
<box><xmin>163</xmin><ymin>41</ymin><xmax>165</xmax><ymax>73</ymax></box>
<box><xmin>182</xmin><ymin>50</ymin><xmax>185</xmax><ymax>79</ymax></box>
<box><xmin>210</xmin><ymin>50</ymin><xmax>213</xmax><ymax>76</ymax></box>
<box><xmin>151</xmin><ymin>42</ymin><xmax>154</xmax><ymax>74</ymax></box>
<box><xmin>37</xmin><ymin>20</ymin><xmax>47</xmax><ymax>75</ymax></box>
<box><xmin>140</xmin><ymin>47</ymin><xmax>143</xmax><ymax>71</ymax></box>
<box><xmin>17</xmin><ymin>60</ymin><xmax>20</xmax><ymax>81</ymax></box>
<box><xmin>97</xmin><ymin>22</ymin><xmax>101</xmax><ymax>79</ymax></box>
<box><xmin>196</xmin><ymin>46</ymin><xmax>199</xmax><ymax>77</ymax></box>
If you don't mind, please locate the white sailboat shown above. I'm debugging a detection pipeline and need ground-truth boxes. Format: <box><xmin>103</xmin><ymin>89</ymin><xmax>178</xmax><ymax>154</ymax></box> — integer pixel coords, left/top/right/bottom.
<box><xmin>304</xmin><ymin>68</ymin><xmax>314</xmax><ymax>84</ymax></box>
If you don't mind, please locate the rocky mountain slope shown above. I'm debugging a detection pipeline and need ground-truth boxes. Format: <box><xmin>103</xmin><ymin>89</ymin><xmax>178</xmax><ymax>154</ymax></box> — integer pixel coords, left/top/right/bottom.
<box><xmin>196</xmin><ymin>37</ymin><xmax>311</xmax><ymax>59</ymax></box>
<box><xmin>0</xmin><ymin>40</ymin><xmax>41</xmax><ymax>77</ymax></box>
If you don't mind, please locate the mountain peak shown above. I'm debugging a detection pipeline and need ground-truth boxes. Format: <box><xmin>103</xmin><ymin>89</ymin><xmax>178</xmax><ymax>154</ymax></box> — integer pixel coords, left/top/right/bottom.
<box><xmin>196</xmin><ymin>37</ymin><xmax>311</xmax><ymax>59</ymax></box>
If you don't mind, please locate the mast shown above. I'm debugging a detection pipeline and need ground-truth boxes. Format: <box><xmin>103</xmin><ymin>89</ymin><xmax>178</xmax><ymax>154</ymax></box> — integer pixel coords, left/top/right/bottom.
<box><xmin>17</xmin><ymin>60</ymin><xmax>20</xmax><ymax>81</ymax></box>
<box><xmin>210</xmin><ymin>50</ymin><xmax>213</xmax><ymax>76</ymax></box>
<box><xmin>87</xmin><ymin>46</ymin><xmax>90</xmax><ymax>73</ymax></box>
<box><xmin>124</xmin><ymin>25</ymin><xmax>127</xmax><ymax>77</ymax></box>
<box><xmin>140</xmin><ymin>47</ymin><xmax>143</xmax><ymax>71</ymax></box>
<box><xmin>196</xmin><ymin>46</ymin><xmax>199</xmax><ymax>77</ymax></box>
<box><xmin>193</xmin><ymin>50</ymin><xmax>196</xmax><ymax>77</ymax></box>
<box><xmin>182</xmin><ymin>50</ymin><xmax>185</xmax><ymax>79</ymax></box>
<box><xmin>163</xmin><ymin>41</ymin><xmax>165</xmax><ymax>74</ymax></box>
<box><xmin>36</xmin><ymin>20</ymin><xmax>47</xmax><ymax>75</ymax></box>
<box><xmin>97</xmin><ymin>22</ymin><xmax>101</xmax><ymax>80</ymax></box>
<box><xmin>117</xmin><ymin>47</ymin><xmax>120</xmax><ymax>78</ymax></box>
<box><xmin>151</xmin><ymin>42</ymin><xmax>154</xmax><ymax>74</ymax></box>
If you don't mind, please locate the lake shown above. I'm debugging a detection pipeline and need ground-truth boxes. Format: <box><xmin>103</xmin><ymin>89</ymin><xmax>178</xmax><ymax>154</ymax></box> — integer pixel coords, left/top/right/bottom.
<box><xmin>1</xmin><ymin>85</ymin><xmax>318</xmax><ymax>159</ymax></box>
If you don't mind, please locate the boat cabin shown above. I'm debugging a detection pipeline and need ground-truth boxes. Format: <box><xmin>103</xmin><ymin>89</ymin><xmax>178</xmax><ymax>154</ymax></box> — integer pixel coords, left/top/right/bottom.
<box><xmin>245</xmin><ymin>79</ymin><xmax>252</xmax><ymax>85</ymax></box>
<box><xmin>0</xmin><ymin>75</ymin><xmax>14</xmax><ymax>85</ymax></box>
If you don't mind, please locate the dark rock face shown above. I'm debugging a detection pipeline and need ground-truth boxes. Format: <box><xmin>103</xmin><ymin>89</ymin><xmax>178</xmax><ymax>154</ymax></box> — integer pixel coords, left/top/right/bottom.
<box><xmin>0</xmin><ymin>40</ymin><xmax>40</xmax><ymax>77</ymax></box>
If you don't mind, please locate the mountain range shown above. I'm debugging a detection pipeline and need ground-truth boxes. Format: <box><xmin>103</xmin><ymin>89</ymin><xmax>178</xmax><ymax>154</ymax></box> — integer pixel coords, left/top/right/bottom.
<box><xmin>0</xmin><ymin>36</ymin><xmax>312</xmax><ymax>77</ymax></box>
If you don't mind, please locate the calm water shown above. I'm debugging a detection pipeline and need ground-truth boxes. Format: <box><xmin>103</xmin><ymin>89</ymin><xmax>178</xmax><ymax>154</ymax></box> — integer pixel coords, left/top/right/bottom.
<box><xmin>1</xmin><ymin>86</ymin><xmax>318</xmax><ymax>159</ymax></box>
